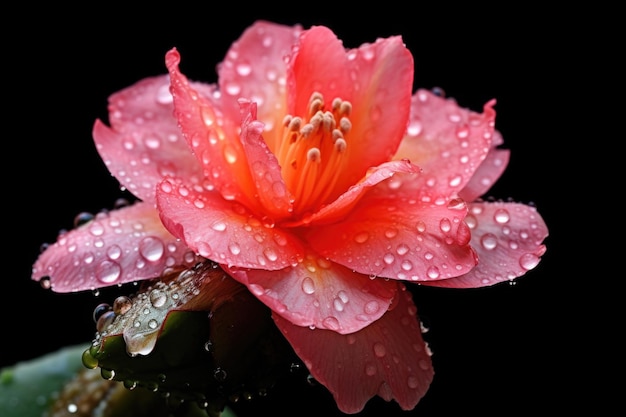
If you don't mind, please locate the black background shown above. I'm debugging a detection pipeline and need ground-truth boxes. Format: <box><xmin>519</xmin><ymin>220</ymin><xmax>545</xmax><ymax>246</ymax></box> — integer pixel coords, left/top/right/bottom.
<box><xmin>5</xmin><ymin>3</ymin><xmax>589</xmax><ymax>416</ymax></box>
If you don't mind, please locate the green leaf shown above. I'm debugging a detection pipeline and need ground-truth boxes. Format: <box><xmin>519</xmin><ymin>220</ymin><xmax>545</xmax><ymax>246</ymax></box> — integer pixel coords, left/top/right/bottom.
<box><xmin>0</xmin><ymin>344</ymin><xmax>88</xmax><ymax>416</ymax></box>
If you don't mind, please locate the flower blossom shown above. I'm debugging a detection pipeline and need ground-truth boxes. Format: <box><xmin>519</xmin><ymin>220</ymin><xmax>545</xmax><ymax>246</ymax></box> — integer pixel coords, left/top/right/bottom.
<box><xmin>32</xmin><ymin>20</ymin><xmax>548</xmax><ymax>414</ymax></box>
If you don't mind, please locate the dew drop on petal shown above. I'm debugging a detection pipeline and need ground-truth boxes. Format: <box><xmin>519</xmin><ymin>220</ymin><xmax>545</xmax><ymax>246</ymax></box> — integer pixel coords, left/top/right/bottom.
<box><xmin>156</xmin><ymin>84</ymin><xmax>173</xmax><ymax>104</ymax></box>
<box><xmin>365</xmin><ymin>363</ymin><xmax>377</xmax><ymax>376</ymax></box>
<box><xmin>396</xmin><ymin>244</ymin><xmax>409</xmax><ymax>255</ymax></box>
<box><xmin>228</xmin><ymin>242</ymin><xmax>241</xmax><ymax>255</ymax></box>
<box><xmin>383</xmin><ymin>253</ymin><xmax>395</xmax><ymax>265</ymax></box>
<box><xmin>373</xmin><ymin>342</ymin><xmax>386</xmax><ymax>358</ymax></box>
<box><xmin>407</xmin><ymin>120</ymin><xmax>423</xmax><ymax>136</ymax></box>
<box><xmin>494</xmin><ymin>208</ymin><xmax>511</xmax><ymax>224</ymax></box>
<box><xmin>96</xmin><ymin>260</ymin><xmax>121</xmax><ymax>284</ymax></box>
<box><xmin>263</xmin><ymin>248</ymin><xmax>278</xmax><ymax>262</ymax></box>
<box><xmin>197</xmin><ymin>242</ymin><xmax>212</xmax><ymax>257</ymax></box>
<box><xmin>364</xmin><ymin>300</ymin><xmax>381</xmax><ymax>315</ymax></box>
<box><xmin>427</xmin><ymin>266</ymin><xmax>440</xmax><ymax>279</ymax></box>
<box><xmin>301</xmin><ymin>277</ymin><xmax>315</xmax><ymax>294</ymax></box>
<box><xmin>519</xmin><ymin>253</ymin><xmax>540</xmax><ymax>270</ymax></box>
<box><xmin>354</xmin><ymin>231</ymin><xmax>369</xmax><ymax>243</ymax></box>
<box><xmin>139</xmin><ymin>237</ymin><xmax>164</xmax><ymax>262</ymax></box>
<box><xmin>480</xmin><ymin>233</ymin><xmax>498</xmax><ymax>250</ymax></box>
<box><xmin>212</xmin><ymin>222</ymin><xmax>226</xmax><ymax>232</ymax></box>
<box><xmin>236</xmin><ymin>61</ymin><xmax>252</xmax><ymax>76</ymax></box>
<box><xmin>406</xmin><ymin>375</ymin><xmax>419</xmax><ymax>389</ymax></box>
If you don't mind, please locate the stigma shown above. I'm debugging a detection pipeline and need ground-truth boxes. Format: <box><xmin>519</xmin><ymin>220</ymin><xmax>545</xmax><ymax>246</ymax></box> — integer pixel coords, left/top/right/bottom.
<box><xmin>277</xmin><ymin>92</ymin><xmax>352</xmax><ymax>214</ymax></box>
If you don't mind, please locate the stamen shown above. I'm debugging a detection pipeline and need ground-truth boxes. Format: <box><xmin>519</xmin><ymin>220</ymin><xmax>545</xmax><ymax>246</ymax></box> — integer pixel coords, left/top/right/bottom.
<box><xmin>339</xmin><ymin>117</ymin><xmax>352</xmax><ymax>134</ymax></box>
<box><xmin>340</xmin><ymin>101</ymin><xmax>352</xmax><ymax>116</ymax></box>
<box><xmin>276</xmin><ymin>92</ymin><xmax>354</xmax><ymax>214</ymax></box>
<box><xmin>322</xmin><ymin>111</ymin><xmax>335</xmax><ymax>132</ymax></box>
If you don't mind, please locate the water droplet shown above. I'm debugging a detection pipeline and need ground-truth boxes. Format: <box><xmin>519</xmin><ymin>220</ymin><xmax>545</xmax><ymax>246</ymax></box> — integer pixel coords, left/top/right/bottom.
<box><xmin>354</xmin><ymin>231</ymin><xmax>369</xmax><ymax>243</ymax></box>
<box><xmin>427</xmin><ymin>266</ymin><xmax>440</xmax><ymax>279</ymax></box>
<box><xmin>301</xmin><ymin>277</ymin><xmax>315</xmax><ymax>294</ymax></box>
<box><xmin>156</xmin><ymin>84</ymin><xmax>173</xmax><ymax>104</ymax></box>
<box><xmin>197</xmin><ymin>242</ymin><xmax>212</xmax><ymax>257</ymax></box>
<box><xmin>74</xmin><ymin>212</ymin><xmax>94</xmax><ymax>228</ymax></box>
<box><xmin>139</xmin><ymin>237</ymin><xmax>164</xmax><ymax>262</ymax></box>
<box><xmin>263</xmin><ymin>247</ymin><xmax>278</xmax><ymax>261</ymax></box>
<box><xmin>407</xmin><ymin>120</ymin><xmax>423</xmax><ymax>136</ymax></box>
<box><xmin>396</xmin><ymin>244</ymin><xmax>409</xmax><ymax>255</ymax></box>
<box><xmin>96</xmin><ymin>260</ymin><xmax>121</xmax><ymax>284</ymax></box>
<box><xmin>439</xmin><ymin>218</ymin><xmax>452</xmax><ymax>233</ymax></box>
<box><xmin>373</xmin><ymin>342</ymin><xmax>386</xmax><ymax>357</ymax></box>
<box><xmin>224</xmin><ymin>81</ymin><xmax>241</xmax><ymax>96</ymax></box>
<box><xmin>364</xmin><ymin>300</ymin><xmax>380</xmax><ymax>315</ymax></box>
<box><xmin>364</xmin><ymin>362</ymin><xmax>377</xmax><ymax>376</ymax></box>
<box><xmin>148</xmin><ymin>319</ymin><xmax>159</xmax><ymax>329</ymax></box>
<box><xmin>236</xmin><ymin>61</ymin><xmax>252</xmax><ymax>76</ymax></box>
<box><xmin>214</xmin><ymin>367</ymin><xmax>227</xmax><ymax>382</ymax></box>
<box><xmin>113</xmin><ymin>296</ymin><xmax>132</xmax><ymax>315</ymax></box>
<box><xmin>212</xmin><ymin>222</ymin><xmax>226</xmax><ymax>232</ymax></box>
<box><xmin>494</xmin><ymin>208</ymin><xmax>511</xmax><ymax>224</ymax></box>
<box><xmin>93</xmin><ymin>303</ymin><xmax>112</xmax><ymax>322</ymax></box>
<box><xmin>228</xmin><ymin>242</ymin><xmax>241</xmax><ymax>255</ymax></box>
<box><xmin>519</xmin><ymin>253</ymin><xmax>540</xmax><ymax>270</ymax></box>
<box><xmin>401</xmin><ymin>260</ymin><xmax>413</xmax><ymax>271</ymax></box>
<box><xmin>150</xmin><ymin>289</ymin><xmax>167</xmax><ymax>308</ymax></box>
<box><xmin>480</xmin><ymin>233</ymin><xmax>498</xmax><ymax>250</ymax></box>
<box><xmin>383</xmin><ymin>253</ymin><xmax>395</xmax><ymax>264</ymax></box>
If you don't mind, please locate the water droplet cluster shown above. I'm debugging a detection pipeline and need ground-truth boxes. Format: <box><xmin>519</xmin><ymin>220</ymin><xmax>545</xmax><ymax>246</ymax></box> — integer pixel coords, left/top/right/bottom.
<box><xmin>90</xmin><ymin>263</ymin><xmax>206</xmax><ymax>358</ymax></box>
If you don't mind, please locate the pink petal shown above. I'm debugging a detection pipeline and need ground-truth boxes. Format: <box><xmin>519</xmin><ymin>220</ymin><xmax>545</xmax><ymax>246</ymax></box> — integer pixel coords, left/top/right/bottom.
<box><xmin>306</xmin><ymin>173</ymin><xmax>478</xmax><ymax>282</ymax></box>
<box><xmin>225</xmin><ymin>255</ymin><xmax>397</xmax><ymax>334</ymax></box>
<box><xmin>236</xmin><ymin>99</ymin><xmax>294</xmax><ymax>217</ymax></box>
<box><xmin>156</xmin><ymin>179</ymin><xmax>304</xmax><ymax>270</ymax></box>
<box><xmin>289</xmin><ymin>28</ymin><xmax>414</xmax><ymax>199</ymax></box>
<box><xmin>217</xmin><ymin>20</ymin><xmax>301</xmax><ymax>150</ymax></box>
<box><xmin>166</xmin><ymin>48</ymin><xmax>276</xmax><ymax>216</ymax></box>
<box><xmin>273</xmin><ymin>283</ymin><xmax>433</xmax><ymax>413</ymax></box>
<box><xmin>460</xmin><ymin>146</ymin><xmax>510</xmax><ymax>202</ymax></box>
<box><xmin>93</xmin><ymin>75</ymin><xmax>206</xmax><ymax>203</ymax></box>
<box><xmin>32</xmin><ymin>202</ymin><xmax>200</xmax><ymax>292</ymax></box>
<box><xmin>422</xmin><ymin>201</ymin><xmax>548</xmax><ymax>288</ymax></box>
<box><xmin>289</xmin><ymin>26</ymin><xmax>354</xmax><ymax>117</ymax></box>
<box><xmin>393</xmin><ymin>89</ymin><xmax>496</xmax><ymax>203</ymax></box>
<box><xmin>340</xmin><ymin>35</ymin><xmax>415</xmax><ymax>195</ymax></box>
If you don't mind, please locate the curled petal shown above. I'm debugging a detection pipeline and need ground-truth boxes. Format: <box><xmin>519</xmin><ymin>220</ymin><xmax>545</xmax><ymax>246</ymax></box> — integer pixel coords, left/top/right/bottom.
<box><xmin>237</xmin><ymin>99</ymin><xmax>294</xmax><ymax>217</ymax></box>
<box><xmin>156</xmin><ymin>179</ymin><xmax>304</xmax><ymax>270</ymax></box>
<box><xmin>166</xmin><ymin>48</ymin><xmax>267</xmax><ymax>215</ymax></box>
<box><xmin>273</xmin><ymin>283</ymin><xmax>433</xmax><ymax>414</ymax></box>
<box><xmin>93</xmin><ymin>75</ymin><xmax>207</xmax><ymax>203</ymax></box>
<box><xmin>423</xmin><ymin>201</ymin><xmax>549</xmax><ymax>288</ymax></box>
<box><xmin>225</xmin><ymin>254</ymin><xmax>397</xmax><ymax>334</ymax></box>
<box><xmin>32</xmin><ymin>202</ymin><xmax>200</xmax><ymax>292</ymax></box>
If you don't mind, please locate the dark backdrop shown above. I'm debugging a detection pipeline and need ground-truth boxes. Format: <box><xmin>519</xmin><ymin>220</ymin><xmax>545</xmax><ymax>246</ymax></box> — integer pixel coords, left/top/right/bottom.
<box><xmin>6</xmin><ymin>4</ymin><xmax>580</xmax><ymax>416</ymax></box>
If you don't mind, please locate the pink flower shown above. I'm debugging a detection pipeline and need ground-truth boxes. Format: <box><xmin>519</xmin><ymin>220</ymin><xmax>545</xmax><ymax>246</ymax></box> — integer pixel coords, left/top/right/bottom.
<box><xmin>32</xmin><ymin>21</ymin><xmax>548</xmax><ymax>414</ymax></box>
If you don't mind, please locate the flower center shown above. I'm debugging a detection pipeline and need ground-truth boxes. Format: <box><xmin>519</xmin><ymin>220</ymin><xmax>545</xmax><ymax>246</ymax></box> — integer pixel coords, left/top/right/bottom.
<box><xmin>277</xmin><ymin>92</ymin><xmax>352</xmax><ymax>215</ymax></box>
